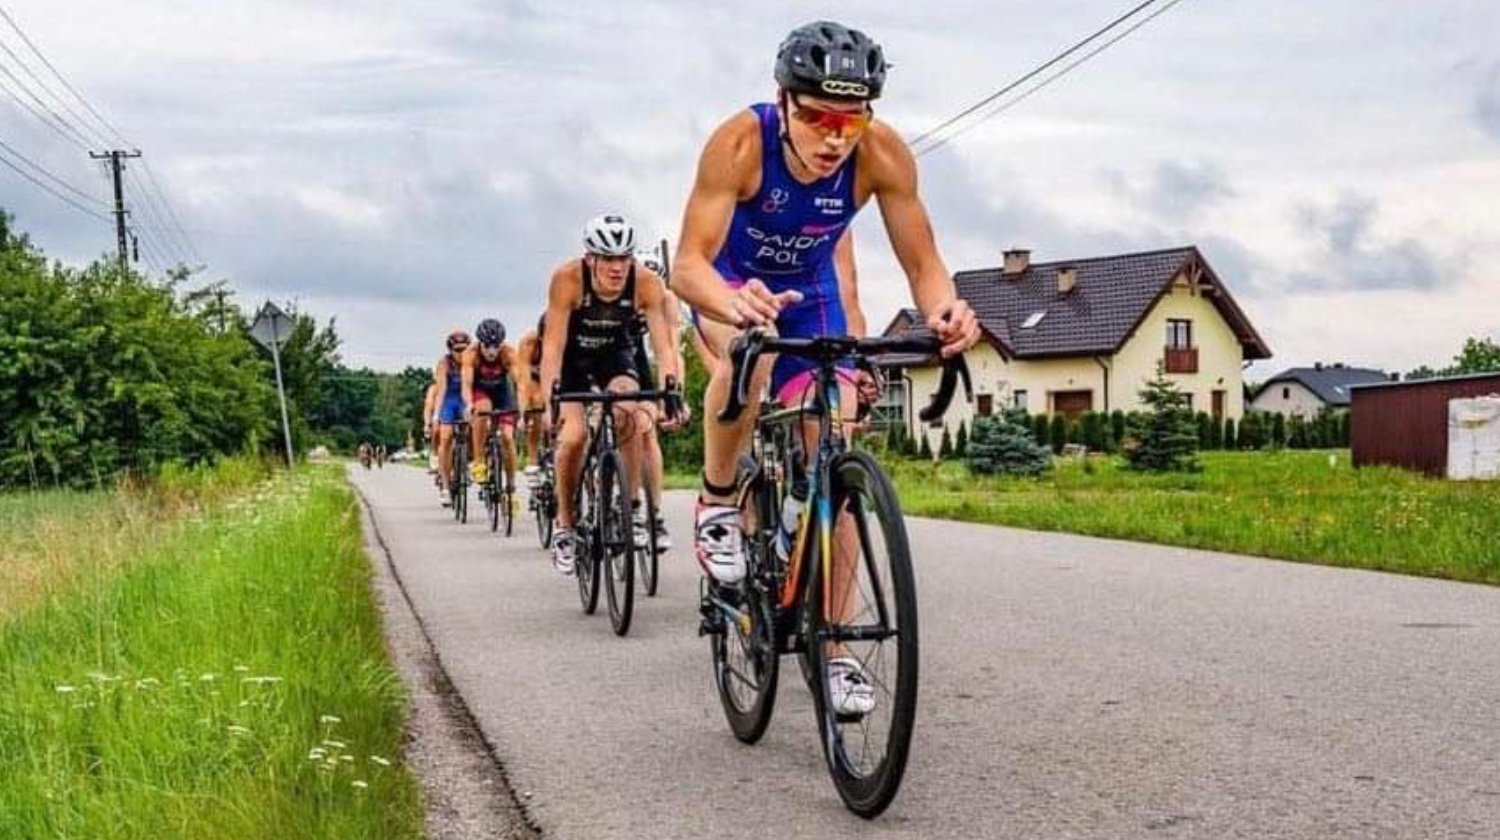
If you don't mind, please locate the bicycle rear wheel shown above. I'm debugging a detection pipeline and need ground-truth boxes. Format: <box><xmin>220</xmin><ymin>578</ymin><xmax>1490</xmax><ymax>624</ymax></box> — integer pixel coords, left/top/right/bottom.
<box><xmin>451</xmin><ymin>434</ymin><xmax>469</xmax><ymax>523</ymax></box>
<box><xmin>639</xmin><ymin>463</ymin><xmax>660</xmax><ymax>597</ymax></box>
<box><xmin>601</xmin><ymin>451</ymin><xmax>635</xmax><ymax>636</ymax></box>
<box><xmin>710</xmin><ymin>470</ymin><xmax>779</xmax><ymax>743</ymax></box>
<box><xmin>808</xmin><ymin>450</ymin><xmax>919</xmax><ymax>819</ymax></box>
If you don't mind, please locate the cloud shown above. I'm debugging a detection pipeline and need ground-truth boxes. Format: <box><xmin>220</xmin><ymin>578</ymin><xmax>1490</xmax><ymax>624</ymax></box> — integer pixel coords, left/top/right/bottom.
<box><xmin>1290</xmin><ymin>192</ymin><xmax>1451</xmax><ymax>291</ymax></box>
<box><xmin>1476</xmin><ymin>64</ymin><xmax>1500</xmax><ymax>143</ymax></box>
<box><xmin>1103</xmin><ymin>160</ymin><xmax>1234</xmax><ymax>220</ymax></box>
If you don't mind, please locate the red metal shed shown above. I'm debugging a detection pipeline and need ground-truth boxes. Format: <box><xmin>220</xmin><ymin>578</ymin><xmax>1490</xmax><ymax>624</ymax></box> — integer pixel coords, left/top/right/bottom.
<box><xmin>1350</xmin><ymin>372</ymin><xmax>1500</xmax><ymax>476</ymax></box>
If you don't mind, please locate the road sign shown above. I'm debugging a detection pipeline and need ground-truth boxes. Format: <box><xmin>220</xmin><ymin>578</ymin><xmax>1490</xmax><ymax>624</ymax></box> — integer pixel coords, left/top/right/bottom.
<box><xmin>250</xmin><ymin>300</ymin><xmax>296</xmax><ymax>469</ymax></box>
<box><xmin>249</xmin><ymin>301</ymin><xmax>293</xmax><ymax>350</ymax></box>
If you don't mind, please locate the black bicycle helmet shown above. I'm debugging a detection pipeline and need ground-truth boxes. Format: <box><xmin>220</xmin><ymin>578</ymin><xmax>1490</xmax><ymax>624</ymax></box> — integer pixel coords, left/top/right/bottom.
<box><xmin>446</xmin><ymin>328</ymin><xmax>471</xmax><ymax>351</ymax></box>
<box><xmin>476</xmin><ymin>318</ymin><xmax>505</xmax><ymax>347</ymax></box>
<box><xmin>774</xmin><ymin>21</ymin><xmax>887</xmax><ymax>101</ymax></box>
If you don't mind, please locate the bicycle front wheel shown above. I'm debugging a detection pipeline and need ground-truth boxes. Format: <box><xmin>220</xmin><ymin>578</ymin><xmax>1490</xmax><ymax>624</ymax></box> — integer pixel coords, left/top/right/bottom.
<box><xmin>639</xmin><ymin>463</ymin><xmax>660</xmax><ymax>597</ymax></box>
<box><xmin>809</xmin><ymin>450</ymin><xmax>919</xmax><ymax>819</ymax></box>
<box><xmin>534</xmin><ymin>479</ymin><xmax>554</xmax><ymax>549</ymax></box>
<box><xmin>501</xmin><ymin>444</ymin><xmax>515</xmax><ymax>538</ymax></box>
<box><xmin>488</xmin><ymin>443</ymin><xmax>501</xmax><ymax>533</ymax></box>
<box><xmin>601</xmin><ymin>451</ymin><xmax>635</xmax><ymax>636</ymax></box>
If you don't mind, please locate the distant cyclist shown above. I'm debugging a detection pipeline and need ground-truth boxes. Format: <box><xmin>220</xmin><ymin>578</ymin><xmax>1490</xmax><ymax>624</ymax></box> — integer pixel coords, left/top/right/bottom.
<box><xmin>672</xmin><ymin>21</ymin><xmax>979</xmax><ymax>713</ymax></box>
<box><xmin>461</xmin><ymin>318</ymin><xmax>520</xmax><ymax>494</ymax></box>
<box><xmin>539</xmin><ymin>214</ymin><xmax>684</xmax><ymax>575</ymax></box>
<box><xmin>429</xmin><ymin>329</ymin><xmax>472</xmax><ymax>508</ymax></box>
<box><xmin>516</xmin><ymin>315</ymin><xmax>547</xmax><ymax>475</ymax></box>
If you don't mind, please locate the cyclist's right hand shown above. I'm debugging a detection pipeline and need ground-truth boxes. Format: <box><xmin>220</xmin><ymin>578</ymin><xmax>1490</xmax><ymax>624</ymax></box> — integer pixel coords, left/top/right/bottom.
<box><xmin>423</xmin><ymin>421</ymin><xmax>434</xmax><ymax>439</ymax></box>
<box><xmin>729</xmin><ymin>279</ymin><xmax>802</xmax><ymax>327</ymax></box>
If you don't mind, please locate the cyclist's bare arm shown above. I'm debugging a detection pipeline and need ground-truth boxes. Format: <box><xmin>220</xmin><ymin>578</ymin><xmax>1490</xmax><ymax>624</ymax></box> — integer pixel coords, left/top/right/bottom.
<box><xmin>432</xmin><ymin>358</ymin><xmax>450</xmax><ymax>412</ymax></box>
<box><xmin>636</xmin><ymin>269</ymin><xmax>683</xmax><ymax>388</ymax></box>
<box><xmin>515</xmin><ymin>332</ymin><xmax>539</xmax><ymax>405</ymax></box>
<box><xmin>835</xmin><ymin>228</ymin><xmax>867</xmax><ymax>338</ymax></box>
<box><xmin>459</xmin><ymin>346</ymin><xmax>477</xmax><ymax>410</ymax></box>
<box><xmin>539</xmin><ymin>263</ymin><xmax>580</xmax><ymax>415</ymax></box>
<box><xmin>860</xmin><ymin>123</ymin><xmax>979</xmax><ymax>355</ymax></box>
<box><xmin>674</xmin><ymin>112</ymin><xmax>798</xmax><ymax>328</ymax></box>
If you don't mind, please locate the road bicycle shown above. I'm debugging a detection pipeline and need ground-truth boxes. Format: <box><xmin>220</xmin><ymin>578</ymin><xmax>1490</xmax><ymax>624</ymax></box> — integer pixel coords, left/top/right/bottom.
<box><xmin>476</xmin><ymin>409</ymin><xmax>519</xmax><ymax>537</ymax></box>
<box><xmin>553</xmin><ymin>380</ymin><xmax>680</xmax><ymax>636</ymax></box>
<box><xmin>702</xmin><ymin>330</ymin><xmax>968</xmax><ymax>818</ymax></box>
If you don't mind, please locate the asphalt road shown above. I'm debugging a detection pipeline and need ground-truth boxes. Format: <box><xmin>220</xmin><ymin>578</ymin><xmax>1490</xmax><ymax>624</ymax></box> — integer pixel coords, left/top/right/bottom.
<box><xmin>351</xmin><ymin>464</ymin><xmax>1500</xmax><ymax>839</ymax></box>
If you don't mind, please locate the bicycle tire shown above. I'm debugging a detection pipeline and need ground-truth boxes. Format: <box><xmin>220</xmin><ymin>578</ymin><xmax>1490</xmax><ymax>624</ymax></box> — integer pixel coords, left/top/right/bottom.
<box><xmin>601</xmin><ymin>451</ymin><xmax>635</xmax><ymax>636</ymax></box>
<box><xmin>488</xmin><ymin>440</ymin><xmax>501</xmax><ymax>533</ymax></box>
<box><xmin>710</xmin><ymin>468</ymin><xmax>779</xmax><ymax>744</ymax></box>
<box><xmin>639</xmin><ymin>462</ymin><xmax>660</xmax><ymax>597</ymax></box>
<box><xmin>501</xmin><ymin>441</ymin><xmax>515</xmax><ymax>538</ymax></box>
<box><xmin>809</xmin><ymin>450</ymin><xmax>919</xmax><ymax>819</ymax></box>
<box><xmin>575</xmin><ymin>459</ymin><xmax>601</xmax><ymax>615</ymax></box>
<box><xmin>535</xmin><ymin>476</ymin><xmax>554</xmax><ymax>549</ymax></box>
<box><xmin>451</xmin><ymin>433</ymin><xmax>469</xmax><ymax>523</ymax></box>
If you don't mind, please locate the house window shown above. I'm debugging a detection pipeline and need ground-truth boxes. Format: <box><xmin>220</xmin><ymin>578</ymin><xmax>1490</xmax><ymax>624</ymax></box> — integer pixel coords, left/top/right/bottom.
<box><xmin>1012</xmin><ymin>389</ymin><xmax>1029</xmax><ymax>411</ymax></box>
<box><xmin>1167</xmin><ymin>319</ymin><xmax>1193</xmax><ymax>349</ymax></box>
<box><xmin>1183</xmin><ymin>392</ymin><xmax>1194</xmax><ymax>410</ymax></box>
<box><xmin>1282</xmin><ymin>386</ymin><xmax>1290</xmax><ymax>400</ymax></box>
<box><xmin>976</xmin><ymin>393</ymin><xmax>994</xmax><ymax>417</ymax></box>
<box><xmin>871</xmin><ymin>377</ymin><xmax>907</xmax><ymax>429</ymax></box>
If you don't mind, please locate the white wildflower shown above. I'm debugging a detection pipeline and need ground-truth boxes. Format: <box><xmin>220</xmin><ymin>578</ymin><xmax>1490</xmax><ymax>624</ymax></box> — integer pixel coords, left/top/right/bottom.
<box><xmin>199</xmin><ymin>673</ymin><xmax>217</xmax><ymax>682</ymax></box>
<box><xmin>226</xmin><ymin>725</ymin><xmax>252</xmax><ymax>737</ymax></box>
<box><xmin>232</xmin><ymin>665</ymin><xmax>250</xmax><ymax>673</ymax></box>
<box><xmin>341</xmin><ymin>755</ymin><xmax>354</xmax><ymax>763</ymax></box>
<box><xmin>308</xmin><ymin>748</ymin><xmax>327</xmax><ymax>760</ymax></box>
<box><xmin>319</xmin><ymin>715</ymin><xmax>342</xmax><ymax>724</ymax></box>
<box><xmin>55</xmin><ymin>685</ymin><xmax>77</xmax><ymax>694</ymax></box>
<box><xmin>240</xmin><ymin>676</ymin><xmax>282</xmax><ymax>685</ymax></box>
<box><xmin>351</xmin><ymin>780</ymin><xmax>368</xmax><ymax>790</ymax></box>
<box><xmin>369</xmin><ymin>756</ymin><xmax>392</xmax><ymax>767</ymax></box>
<box><xmin>322</xmin><ymin>740</ymin><xmax>347</xmax><ymax>749</ymax></box>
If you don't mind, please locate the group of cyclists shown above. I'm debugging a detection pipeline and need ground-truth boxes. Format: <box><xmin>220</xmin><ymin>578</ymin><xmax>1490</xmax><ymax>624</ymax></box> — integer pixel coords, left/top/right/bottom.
<box><xmin>413</xmin><ymin>21</ymin><xmax>980</xmax><ymax>816</ymax></box>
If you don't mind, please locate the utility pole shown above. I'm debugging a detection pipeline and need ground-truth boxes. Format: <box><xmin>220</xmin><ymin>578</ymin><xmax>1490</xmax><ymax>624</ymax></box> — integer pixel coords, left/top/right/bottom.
<box><xmin>89</xmin><ymin>149</ymin><xmax>141</xmax><ymax>269</ymax></box>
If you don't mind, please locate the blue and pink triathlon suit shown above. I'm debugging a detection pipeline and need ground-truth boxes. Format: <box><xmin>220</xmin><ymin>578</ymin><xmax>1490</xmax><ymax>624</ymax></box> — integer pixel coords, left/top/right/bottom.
<box><xmin>707</xmin><ymin>102</ymin><xmax>860</xmax><ymax>405</ymax></box>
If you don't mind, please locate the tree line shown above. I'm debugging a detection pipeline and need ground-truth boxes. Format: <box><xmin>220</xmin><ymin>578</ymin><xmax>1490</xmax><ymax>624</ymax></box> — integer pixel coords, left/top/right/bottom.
<box><xmin>0</xmin><ymin>211</ymin><xmax>426</xmax><ymax>489</ymax></box>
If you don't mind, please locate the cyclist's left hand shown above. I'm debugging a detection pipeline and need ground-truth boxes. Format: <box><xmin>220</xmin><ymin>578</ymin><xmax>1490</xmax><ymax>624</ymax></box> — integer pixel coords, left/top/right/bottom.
<box><xmin>929</xmin><ymin>298</ymin><xmax>980</xmax><ymax>359</ymax></box>
<box><xmin>854</xmin><ymin>369</ymin><xmax>880</xmax><ymax>406</ymax></box>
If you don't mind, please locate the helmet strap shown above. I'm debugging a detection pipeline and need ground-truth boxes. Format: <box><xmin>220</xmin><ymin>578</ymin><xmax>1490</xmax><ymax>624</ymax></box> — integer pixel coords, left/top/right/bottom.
<box><xmin>777</xmin><ymin>90</ymin><xmax>817</xmax><ymax>179</ymax></box>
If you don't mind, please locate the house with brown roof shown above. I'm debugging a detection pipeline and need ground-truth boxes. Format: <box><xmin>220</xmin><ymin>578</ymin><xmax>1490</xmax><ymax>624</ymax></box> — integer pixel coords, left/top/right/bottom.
<box><xmin>877</xmin><ymin>245</ymin><xmax>1272</xmax><ymax>446</ymax></box>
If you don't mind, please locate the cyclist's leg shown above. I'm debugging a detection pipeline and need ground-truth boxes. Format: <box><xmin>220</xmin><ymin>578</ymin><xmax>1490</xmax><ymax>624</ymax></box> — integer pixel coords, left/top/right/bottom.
<box><xmin>471</xmin><ymin>396</ymin><xmax>494</xmax><ymax>480</ymax></box>
<box><xmin>499</xmin><ymin>413</ymin><xmax>519</xmax><ymax>488</ymax></box>
<box><xmin>554</xmin><ymin>401</ymin><xmax>588</xmax><ymax>529</ymax></box>
<box><xmin>699</xmin><ymin>316</ymin><xmax>776</xmax><ymax>503</ymax></box>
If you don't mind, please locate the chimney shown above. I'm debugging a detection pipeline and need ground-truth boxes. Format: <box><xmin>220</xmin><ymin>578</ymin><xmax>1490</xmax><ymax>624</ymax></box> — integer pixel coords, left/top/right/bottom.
<box><xmin>1057</xmin><ymin>265</ymin><xmax>1077</xmax><ymax>296</ymax></box>
<box><xmin>1314</xmin><ymin>361</ymin><xmax>1323</xmax><ymax>371</ymax></box>
<box><xmin>1002</xmin><ymin>248</ymin><xmax>1031</xmax><ymax>276</ymax></box>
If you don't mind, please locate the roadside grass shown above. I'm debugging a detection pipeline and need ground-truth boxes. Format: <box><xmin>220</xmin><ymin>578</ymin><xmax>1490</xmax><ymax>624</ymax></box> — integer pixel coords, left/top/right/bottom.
<box><xmin>0</xmin><ymin>460</ymin><xmax>268</xmax><ymax>622</ymax></box>
<box><xmin>0</xmin><ymin>465</ymin><xmax>423</xmax><ymax>839</ymax></box>
<box><xmin>883</xmin><ymin>449</ymin><xmax>1500</xmax><ymax>583</ymax></box>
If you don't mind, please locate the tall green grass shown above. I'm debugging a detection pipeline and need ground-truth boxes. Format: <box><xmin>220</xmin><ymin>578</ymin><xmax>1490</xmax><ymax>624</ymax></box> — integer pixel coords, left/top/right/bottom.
<box><xmin>0</xmin><ymin>467</ymin><xmax>423</xmax><ymax>839</ymax></box>
<box><xmin>885</xmin><ymin>450</ymin><xmax>1500</xmax><ymax>583</ymax></box>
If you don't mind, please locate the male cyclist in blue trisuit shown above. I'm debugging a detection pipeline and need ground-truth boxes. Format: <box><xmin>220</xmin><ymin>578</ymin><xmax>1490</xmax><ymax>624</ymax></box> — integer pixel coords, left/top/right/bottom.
<box><xmin>672</xmin><ymin>21</ymin><xmax>980</xmax><ymax>715</ymax></box>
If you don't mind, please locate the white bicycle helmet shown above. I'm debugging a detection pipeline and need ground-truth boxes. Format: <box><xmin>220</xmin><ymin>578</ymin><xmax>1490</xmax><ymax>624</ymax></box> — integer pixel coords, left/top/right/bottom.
<box><xmin>582</xmin><ymin>213</ymin><xmax>636</xmax><ymax>256</ymax></box>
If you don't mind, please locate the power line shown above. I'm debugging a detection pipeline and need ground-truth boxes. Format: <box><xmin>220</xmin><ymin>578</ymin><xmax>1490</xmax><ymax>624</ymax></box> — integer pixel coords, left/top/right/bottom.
<box><xmin>915</xmin><ymin>0</ymin><xmax>1189</xmax><ymax>158</ymax></box>
<box><xmin>0</xmin><ymin>59</ymin><xmax>89</xmax><ymax>149</ymax></box>
<box><xmin>126</xmin><ymin>165</ymin><xmax>191</xmax><ymax>265</ymax></box>
<box><xmin>0</xmin><ymin>134</ymin><xmax>107</xmax><ymax>207</ymax></box>
<box><xmin>0</xmin><ymin>25</ymin><xmax>110</xmax><ymax>148</ymax></box>
<box><xmin>0</xmin><ymin>4</ymin><xmax>131</xmax><ymax>147</ymax></box>
<box><xmin>138</xmin><ymin>158</ymin><xmax>202</xmax><ymax>263</ymax></box>
<box><xmin>0</xmin><ymin>143</ymin><xmax>109</xmax><ymax>220</ymax></box>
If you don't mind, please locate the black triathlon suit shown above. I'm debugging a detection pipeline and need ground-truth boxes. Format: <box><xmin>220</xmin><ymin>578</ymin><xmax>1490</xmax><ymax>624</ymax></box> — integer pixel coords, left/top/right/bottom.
<box><xmin>560</xmin><ymin>260</ymin><xmax>640</xmax><ymax>392</ymax></box>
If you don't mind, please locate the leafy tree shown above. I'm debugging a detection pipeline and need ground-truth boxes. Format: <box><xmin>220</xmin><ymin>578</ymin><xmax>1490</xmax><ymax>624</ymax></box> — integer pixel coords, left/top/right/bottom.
<box><xmin>918</xmin><ymin>431</ymin><xmax>933</xmax><ymax>460</ymax></box>
<box><xmin>938</xmin><ymin>425</ymin><xmax>953</xmax><ymax>459</ymax></box>
<box><xmin>1124</xmin><ymin>364</ymin><xmax>1200</xmax><ymax>472</ymax></box>
<box><xmin>1031</xmin><ymin>413</ymin><xmax>1049</xmax><ymax>447</ymax></box>
<box><xmin>1196</xmin><ymin>411</ymin><xmax>1213</xmax><ymax>450</ymax></box>
<box><xmin>1210</xmin><ymin>414</ymin><xmax>1225</xmax><ymax>450</ymax></box>
<box><xmin>966</xmin><ymin>409</ymin><xmax>1052</xmax><ymax>477</ymax></box>
<box><xmin>954</xmin><ymin>420</ymin><xmax>969</xmax><ymax>457</ymax></box>
<box><xmin>1223</xmin><ymin>417</ymin><xmax>1238</xmax><ymax>450</ymax></box>
<box><xmin>1079</xmin><ymin>411</ymin><xmax>1106</xmax><ymax>451</ymax></box>
<box><xmin>1110</xmin><ymin>410</ymin><xmax>1127</xmax><ymax>451</ymax></box>
<box><xmin>1238</xmin><ymin>412</ymin><xmax>1263</xmax><ymax>450</ymax></box>
<box><xmin>1449</xmin><ymin>337</ymin><xmax>1500</xmax><ymax>375</ymax></box>
<box><xmin>1271</xmin><ymin>412</ymin><xmax>1287</xmax><ymax>448</ymax></box>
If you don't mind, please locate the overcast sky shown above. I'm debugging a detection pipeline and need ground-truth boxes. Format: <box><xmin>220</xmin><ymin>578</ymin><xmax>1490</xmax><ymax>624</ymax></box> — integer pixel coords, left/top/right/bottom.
<box><xmin>2</xmin><ymin>0</ymin><xmax>1497</xmax><ymax>378</ymax></box>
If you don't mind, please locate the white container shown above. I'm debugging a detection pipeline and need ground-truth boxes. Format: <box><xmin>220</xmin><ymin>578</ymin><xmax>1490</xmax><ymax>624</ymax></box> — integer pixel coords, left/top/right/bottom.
<box><xmin>1447</xmin><ymin>395</ymin><xmax>1500</xmax><ymax>480</ymax></box>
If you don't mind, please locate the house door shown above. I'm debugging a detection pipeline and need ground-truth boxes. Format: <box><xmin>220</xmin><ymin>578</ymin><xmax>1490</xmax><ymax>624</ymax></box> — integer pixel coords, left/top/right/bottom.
<box><xmin>1212</xmin><ymin>389</ymin><xmax>1226</xmax><ymax>420</ymax></box>
<box><xmin>1052</xmin><ymin>390</ymin><xmax>1093</xmax><ymax>419</ymax></box>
